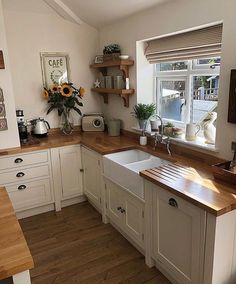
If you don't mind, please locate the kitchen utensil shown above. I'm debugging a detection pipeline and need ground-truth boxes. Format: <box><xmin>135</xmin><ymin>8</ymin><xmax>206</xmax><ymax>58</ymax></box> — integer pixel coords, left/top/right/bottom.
<box><xmin>31</xmin><ymin>118</ymin><xmax>50</xmax><ymax>137</ymax></box>
<box><xmin>185</xmin><ymin>123</ymin><xmax>200</xmax><ymax>141</ymax></box>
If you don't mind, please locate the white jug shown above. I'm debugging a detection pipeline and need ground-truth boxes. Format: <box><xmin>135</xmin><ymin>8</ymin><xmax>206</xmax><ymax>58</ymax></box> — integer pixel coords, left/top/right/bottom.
<box><xmin>185</xmin><ymin>123</ymin><xmax>200</xmax><ymax>141</ymax></box>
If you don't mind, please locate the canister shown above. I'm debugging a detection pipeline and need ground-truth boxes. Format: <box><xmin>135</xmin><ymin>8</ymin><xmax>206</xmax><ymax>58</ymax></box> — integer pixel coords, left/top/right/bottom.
<box><xmin>105</xmin><ymin>76</ymin><xmax>113</xmax><ymax>89</ymax></box>
<box><xmin>107</xmin><ymin>119</ymin><xmax>121</xmax><ymax>136</ymax></box>
<box><xmin>114</xmin><ymin>76</ymin><xmax>125</xmax><ymax>89</ymax></box>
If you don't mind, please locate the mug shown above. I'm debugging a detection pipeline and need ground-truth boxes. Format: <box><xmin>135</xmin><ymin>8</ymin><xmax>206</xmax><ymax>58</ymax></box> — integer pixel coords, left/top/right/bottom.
<box><xmin>185</xmin><ymin>123</ymin><xmax>200</xmax><ymax>141</ymax></box>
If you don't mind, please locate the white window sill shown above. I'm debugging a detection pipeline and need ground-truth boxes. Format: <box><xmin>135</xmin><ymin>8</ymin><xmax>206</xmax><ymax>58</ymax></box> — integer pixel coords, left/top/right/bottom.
<box><xmin>132</xmin><ymin>127</ymin><xmax>219</xmax><ymax>153</ymax></box>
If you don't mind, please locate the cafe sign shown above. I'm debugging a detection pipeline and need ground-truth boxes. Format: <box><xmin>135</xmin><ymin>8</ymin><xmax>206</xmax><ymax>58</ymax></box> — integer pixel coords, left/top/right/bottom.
<box><xmin>40</xmin><ymin>52</ymin><xmax>70</xmax><ymax>88</ymax></box>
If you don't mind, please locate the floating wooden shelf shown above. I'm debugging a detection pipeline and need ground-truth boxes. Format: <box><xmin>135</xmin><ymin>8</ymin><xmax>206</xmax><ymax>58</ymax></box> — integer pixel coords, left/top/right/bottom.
<box><xmin>90</xmin><ymin>59</ymin><xmax>135</xmax><ymax>107</ymax></box>
<box><xmin>91</xmin><ymin>88</ymin><xmax>134</xmax><ymax>107</ymax></box>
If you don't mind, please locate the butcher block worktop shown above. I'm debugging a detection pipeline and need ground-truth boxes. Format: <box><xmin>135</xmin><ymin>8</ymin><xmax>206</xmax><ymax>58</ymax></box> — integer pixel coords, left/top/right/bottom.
<box><xmin>0</xmin><ymin>187</ymin><xmax>34</xmax><ymax>280</ymax></box>
<box><xmin>0</xmin><ymin>130</ymin><xmax>236</xmax><ymax>216</ymax></box>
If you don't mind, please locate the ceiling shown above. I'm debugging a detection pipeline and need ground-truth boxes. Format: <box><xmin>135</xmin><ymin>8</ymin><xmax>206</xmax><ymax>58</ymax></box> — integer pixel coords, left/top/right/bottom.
<box><xmin>60</xmin><ymin>0</ymin><xmax>171</xmax><ymax>28</ymax></box>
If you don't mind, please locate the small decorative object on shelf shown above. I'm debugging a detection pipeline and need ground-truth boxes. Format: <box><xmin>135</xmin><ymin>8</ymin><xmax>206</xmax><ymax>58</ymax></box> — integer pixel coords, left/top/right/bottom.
<box><xmin>42</xmin><ymin>83</ymin><xmax>85</xmax><ymax>135</ymax></box>
<box><xmin>94</xmin><ymin>79</ymin><xmax>101</xmax><ymax>88</ymax></box>
<box><xmin>132</xmin><ymin>103</ymin><xmax>156</xmax><ymax>131</ymax></box>
<box><xmin>103</xmin><ymin>44</ymin><xmax>121</xmax><ymax>61</ymax></box>
<box><xmin>201</xmin><ymin>112</ymin><xmax>217</xmax><ymax>144</ymax></box>
<box><xmin>94</xmin><ymin>55</ymin><xmax>103</xmax><ymax>64</ymax></box>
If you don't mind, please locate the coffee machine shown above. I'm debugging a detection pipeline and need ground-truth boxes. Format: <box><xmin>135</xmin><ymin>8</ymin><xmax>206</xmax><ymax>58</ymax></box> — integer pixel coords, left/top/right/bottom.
<box><xmin>16</xmin><ymin>110</ymin><xmax>28</xmax><ymax>144</ymax></box>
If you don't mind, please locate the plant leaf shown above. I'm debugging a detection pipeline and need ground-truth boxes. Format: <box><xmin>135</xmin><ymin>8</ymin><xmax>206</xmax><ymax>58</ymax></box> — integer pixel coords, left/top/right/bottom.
<box><xmin>72</xmin><ymin>106</ymin><xmax>82</xmax><ymax>116</ymax></box>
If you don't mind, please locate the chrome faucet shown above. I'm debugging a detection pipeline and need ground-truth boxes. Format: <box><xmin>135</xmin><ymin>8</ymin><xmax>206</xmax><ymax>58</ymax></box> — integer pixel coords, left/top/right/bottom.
<box><xmin>152</xmin><ymin>114</ymin><xmax>171</xmax><ymax>156</ymax></box>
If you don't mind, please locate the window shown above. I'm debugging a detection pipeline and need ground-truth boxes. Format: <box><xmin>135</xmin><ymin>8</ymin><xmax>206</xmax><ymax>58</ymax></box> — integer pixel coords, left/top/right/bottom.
<box><xmin>154</xmin><ymin>57</ymin><xmax>220</xmax><ymax>127</ymax></box>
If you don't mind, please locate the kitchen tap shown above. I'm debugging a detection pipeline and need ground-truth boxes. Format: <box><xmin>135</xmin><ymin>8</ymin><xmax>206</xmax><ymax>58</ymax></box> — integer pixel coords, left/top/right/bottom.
<box><xmin>152</xmin><ymin>114</ymin><xmax>171</xmax><ymax>156</ymax></box>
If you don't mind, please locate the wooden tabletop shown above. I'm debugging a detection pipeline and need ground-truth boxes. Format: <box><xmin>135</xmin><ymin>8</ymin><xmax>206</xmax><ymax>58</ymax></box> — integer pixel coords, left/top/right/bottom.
<box><xmin>140</xmin><ymin>164</ymin><xmax>236</xmax><ymax>216</ymax></box>
<box><xmin>0</xmin><ymin>187</ymin><xmax>34</xmax><ymax>280</ymax></box>
<box><xmin>0</xmin><ymin>131</ymin><xmax>236</xmax><ymax>216</ymax></box>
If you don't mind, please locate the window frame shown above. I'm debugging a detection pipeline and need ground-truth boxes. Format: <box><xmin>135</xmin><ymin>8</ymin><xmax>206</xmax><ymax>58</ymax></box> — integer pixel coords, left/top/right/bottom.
<box><xmin>154</xmin><ymin>59</ymin><xmax>220</xmax><ymax>128</ymax></box>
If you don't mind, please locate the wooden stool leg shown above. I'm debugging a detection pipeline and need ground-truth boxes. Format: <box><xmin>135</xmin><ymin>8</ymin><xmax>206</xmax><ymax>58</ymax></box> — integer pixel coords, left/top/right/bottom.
<box><xmin>12</xmin><ymin>270</ymin><xmax>31</xmax><ymax>284</ymax></box>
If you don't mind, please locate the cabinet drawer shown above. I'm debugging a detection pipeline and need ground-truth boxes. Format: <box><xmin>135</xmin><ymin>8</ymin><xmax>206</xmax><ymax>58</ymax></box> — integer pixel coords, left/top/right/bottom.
<box><xmin>6</xmin><ymin>178</ymin><xmax>52</xmax><ymax>211</ymax></box>
<box><xmin>0</xmin><ymin>165</ymin><xmax>49</xmax><ymax>185</ymax></box>
<box><xmin>0</xmin><ymin>151</ymin><xmax>48</xmax><ymax>171</ymax></box>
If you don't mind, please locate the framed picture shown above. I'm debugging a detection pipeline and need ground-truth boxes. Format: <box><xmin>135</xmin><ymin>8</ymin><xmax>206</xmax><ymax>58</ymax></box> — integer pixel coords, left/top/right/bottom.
<box><xmin>0</xmin><ymin>104</ymin><xmax>6</xmax><ymax>117</ymax></box>
<box><xmin>40</xmin><ymin>52</ymin><xmax>70</xmax><ymax>88</ymax></box>
<box><xmin>0</xmin><ymin>118</ymin><xmax>7</xmax><ymax>131</ymax></box>
<box><xmin>94</xmin><ymin>55</ymin><xmax>103</xmax><ymax>64</ymax></box>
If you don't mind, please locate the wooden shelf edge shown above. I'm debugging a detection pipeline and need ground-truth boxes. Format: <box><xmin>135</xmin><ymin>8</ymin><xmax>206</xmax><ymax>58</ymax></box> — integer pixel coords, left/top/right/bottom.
<box><xmin>90</xmin><ymin>59</ymin><xmax>134</xmax><ymax>69</ymax></box>
<box><xmin>91</xmin><ymin>88</ymin><xmax>134</xmax><ymax>107</ymax></box>
<box><xmin>91</xmin><ymin>88</ymin><xmax>134</xmax><ymax>95</ymax></box>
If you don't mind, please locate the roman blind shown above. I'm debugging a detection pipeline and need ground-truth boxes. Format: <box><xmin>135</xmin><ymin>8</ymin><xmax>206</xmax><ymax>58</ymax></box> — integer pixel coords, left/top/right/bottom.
<box><xmin>145</xmin><ymin>24</ymin><xmax>223</xmax><ymax>63</ymax></box>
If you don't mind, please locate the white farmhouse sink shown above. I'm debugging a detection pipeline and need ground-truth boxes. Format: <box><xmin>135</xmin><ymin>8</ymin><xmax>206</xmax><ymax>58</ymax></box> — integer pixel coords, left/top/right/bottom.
<box><xmin>103</xmin><ymin>149</ymin><xmax>169</xmax><ymax>199</ymax></box>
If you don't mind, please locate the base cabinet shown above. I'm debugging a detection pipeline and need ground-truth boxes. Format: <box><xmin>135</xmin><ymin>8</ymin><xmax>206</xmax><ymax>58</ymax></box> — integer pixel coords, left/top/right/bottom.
<box><xmin>81</xmin><ymin>147</ymin><xmax>102</xmax><ymax>210</ymax></box>
<box><xmin>51</xmin><ymin>145</ymin><xmax>83</xmax><ymax>210</ymax></box>
<box><xmin>152</xmin><ymin>185</ymin><xmax>206</xmax><ymax>284</ymax></box>
<box><xmin>105</xmin><ymin>178</ymin><xmax>145</xmax><ymax>249</ymax></box>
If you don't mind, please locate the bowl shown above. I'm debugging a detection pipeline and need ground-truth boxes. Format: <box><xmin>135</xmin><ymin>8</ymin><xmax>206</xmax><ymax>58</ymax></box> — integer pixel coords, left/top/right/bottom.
<box><xmin>119</xmin><ymin>55</ymin><xmax>129</xmax><ymax>60</ymax></box>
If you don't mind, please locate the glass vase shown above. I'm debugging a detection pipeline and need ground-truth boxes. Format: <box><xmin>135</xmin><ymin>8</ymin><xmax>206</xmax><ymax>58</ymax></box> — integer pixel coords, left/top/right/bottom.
<box><xmin>61</xmin><ymin>109</ymin><xmax>74</xmax><ymax>135</ymax></box>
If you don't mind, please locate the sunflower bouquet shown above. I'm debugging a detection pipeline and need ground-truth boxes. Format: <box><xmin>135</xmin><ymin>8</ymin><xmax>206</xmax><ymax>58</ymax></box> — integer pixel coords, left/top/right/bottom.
<box><xmin>42</xmin><ymin>83</ymin><xmax>85</xmax><ymax>134</ymax></box>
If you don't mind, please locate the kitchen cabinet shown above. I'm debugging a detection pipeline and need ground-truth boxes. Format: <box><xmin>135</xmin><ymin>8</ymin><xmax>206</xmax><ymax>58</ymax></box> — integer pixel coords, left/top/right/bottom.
<box><xmin>81</xmin><ymin>146</ymin><xmax>102</xmax><ymax>210</ymax></box>
<box><xmin>152</xmin><ymin>184</ymin><xmax>205</xmax><ymax>284</ymax></box>
<box><xmin>105</xmin><ymin>178</ymin><xmax>145</xmax><ymax>249</ymax></box>
<box><xmin>51</xmin><ymin>145</ymin><xmax>83</xmax><ymax>210</ymax></box>
<box><xmin>0</xmin><ymin>150</ymin><xmax>54</xmax><ymax>214</ymax></box>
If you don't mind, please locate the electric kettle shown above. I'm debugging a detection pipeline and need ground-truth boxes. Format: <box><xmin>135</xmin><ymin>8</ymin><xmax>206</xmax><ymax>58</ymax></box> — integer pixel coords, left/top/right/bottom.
<box><xmin>31</xmin><ymin>118</ymin><xmax>50</xmax><ymax>137</ymax></box>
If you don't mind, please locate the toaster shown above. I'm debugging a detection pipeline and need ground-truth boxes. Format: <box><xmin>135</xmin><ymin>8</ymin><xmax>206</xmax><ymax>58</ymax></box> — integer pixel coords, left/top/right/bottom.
<box><xmin>82</xmin><ymin>113</ymin><xmax>105</xmax><ymax>132</ymax></box>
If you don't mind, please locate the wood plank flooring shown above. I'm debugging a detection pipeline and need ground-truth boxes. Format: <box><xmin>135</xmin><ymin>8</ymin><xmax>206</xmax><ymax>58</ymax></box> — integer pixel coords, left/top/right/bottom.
<box><xmin>18</xmin><ymin>202</ymin><xmax>170</xmax><ymax>284</ymax></box>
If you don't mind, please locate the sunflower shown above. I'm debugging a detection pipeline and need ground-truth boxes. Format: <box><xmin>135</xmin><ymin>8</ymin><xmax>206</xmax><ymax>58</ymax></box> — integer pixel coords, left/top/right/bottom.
<box><xmin>50</xmin><ymin>84</ymin><xmax>59</xmax><ymax>93</ymax></box>
<box><xmin>79</xmin><ymin>87</ymin><xmax>85</xmax><ymax>97</ymax></box>
<box><xmin>61</xmin><ymin>84</ymin><xmax>73</xmax><ymax>97</ymax></box>
<box><xmin>42</xmin><ymin>90</ymin><xmax>49</xmax><ymax>99</ymax></box>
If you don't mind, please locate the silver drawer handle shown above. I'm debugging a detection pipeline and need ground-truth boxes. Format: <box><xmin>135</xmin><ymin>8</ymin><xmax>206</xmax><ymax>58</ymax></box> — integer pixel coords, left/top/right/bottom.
<box><xmin>16</xmin><ymin>172</ymin><xmax>25</xmax><ymax>178</ymax></box>
<box><xmin>14</xmin><ymin>158</ymin><xmax>23</xmax><ymax>163</ymax></box>
<box><xmin>169</xmin><ymin>198</ymin><xmax>178</xmax><ymax>208</ymax></box>
<box><xmin>18</xmin><ymin>185</ymin><xmax>26</xmax><ymax>190</ymax></box>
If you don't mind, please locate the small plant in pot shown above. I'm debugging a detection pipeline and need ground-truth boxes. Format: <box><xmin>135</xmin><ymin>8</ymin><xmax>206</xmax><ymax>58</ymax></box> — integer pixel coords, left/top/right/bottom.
<box><xmin>133</xmin><ymin>103</ymin><xmax>156</xmax><ymax>131</ymax></box>
<box><xmin>103</xmin><ymin>44</ymin><xmax>121</xmax><ymax>61</ymax></box>
<box><xmin>163</xmin><ymin>122</ymin><xmax>175</xmax><ymax>136</ymax></box>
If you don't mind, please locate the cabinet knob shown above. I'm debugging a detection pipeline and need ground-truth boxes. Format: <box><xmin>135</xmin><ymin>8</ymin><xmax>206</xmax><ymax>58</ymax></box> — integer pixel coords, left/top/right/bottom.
<box><xmin>117</xmin><ymin>206</ymin><xmax>122</xmax><ymax>211</ymax></box>
<box><xmin>120</xmin><ymin>208</ymin><xmax>126</xmax><ymax>214</ymax></box>
<box><xmin>80</xmin><ymin>169</ymin><xmax>84</xmax><ymax>172</ymax></box>
<box><xmin>169</xmin><ymin>198</ymin><xmax>178</xmax><ymax>208</ymax></box>
<box><xmin>14</xmin><ymin>158</ymin><xmax>23</xmax><ymax>164</ymax></box>
<box><xmin>16</xmin><ymin>172</ymin><xmax>25</xmax><ymax>178</ymax></box>
<box><xmin>18</xmin><ymin>185</ymin><xmax>26</xmax><ymax>190</ymax></box>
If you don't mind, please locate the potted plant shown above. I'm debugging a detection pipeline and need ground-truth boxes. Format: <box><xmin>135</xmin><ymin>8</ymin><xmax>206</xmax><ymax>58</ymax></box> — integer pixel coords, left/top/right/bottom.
<box><xmin>42</xmin><ymin>83</ymin><xmax>85</xmax><ymax>135</ymax></box>
<box><xmin>163</xmin><ymin>122</ymin><xmax>175</xmax><ymax>136</ymax></box>
<box><xmin>133</xmin><ymin>103</ymin><xmax>156</xmax><ymax>131</ymax></box>
<box><xmin>103</xmin><ymin>44</ymin><xmax>121</xmax><ymax>61</ymax></box>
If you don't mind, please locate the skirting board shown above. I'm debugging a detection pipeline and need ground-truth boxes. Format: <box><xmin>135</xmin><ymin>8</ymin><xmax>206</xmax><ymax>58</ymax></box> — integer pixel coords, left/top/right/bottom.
<box><xmin>61</xmin><ymin>195</ymin><xmax>87</xmax><ymax>208</ymax></box>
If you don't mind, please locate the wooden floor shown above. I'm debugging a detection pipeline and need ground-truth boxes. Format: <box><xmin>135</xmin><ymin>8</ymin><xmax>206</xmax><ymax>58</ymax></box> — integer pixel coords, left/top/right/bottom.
<box><xmin>18</xmin><ymin>202</ymin><xmax>171</xmax><ymax>284</ymax></box>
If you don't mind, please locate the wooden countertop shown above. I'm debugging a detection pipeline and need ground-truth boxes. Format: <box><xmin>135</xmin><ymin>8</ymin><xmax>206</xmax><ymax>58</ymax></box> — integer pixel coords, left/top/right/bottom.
<box><xmin>0</xmin><ymin>131</ymin><xmax>235</xmax><ymax>216</ymax></box>
<box><xmin>0</xmin><ymin>187</ymin><xmax>34</xmax><ymax>280</ymax></box>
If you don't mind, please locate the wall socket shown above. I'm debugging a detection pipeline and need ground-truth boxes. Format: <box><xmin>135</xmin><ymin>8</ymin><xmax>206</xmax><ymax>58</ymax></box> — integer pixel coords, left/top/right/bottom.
<box><xmin>232</xmin><ymin>141</ymin><xmax>236</xmax><ymax>152</ymax></box>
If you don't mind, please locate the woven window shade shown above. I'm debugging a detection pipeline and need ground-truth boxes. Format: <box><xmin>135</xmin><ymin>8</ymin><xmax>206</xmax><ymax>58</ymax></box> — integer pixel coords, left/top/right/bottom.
<box><xmin>145</xmin><ymin>24</ymin><xmax>223</xmax><ymax>63</ymax></box>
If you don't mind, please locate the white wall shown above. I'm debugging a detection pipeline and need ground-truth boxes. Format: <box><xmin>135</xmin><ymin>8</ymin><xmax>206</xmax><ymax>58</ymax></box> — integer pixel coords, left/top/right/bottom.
<box><xmin>3</xmin><ymin>0</ymin><xmax>102</xmax><ymax>129</ymax></box>
<box><xmin>0</xmin><ymin>0</ymin><xmax>20</xmax><ymax>149</ymax></box>
<box><xmin>99</xmin><ymin>0</ymin><xmax>236</xmax><ymax>159</ymax></box>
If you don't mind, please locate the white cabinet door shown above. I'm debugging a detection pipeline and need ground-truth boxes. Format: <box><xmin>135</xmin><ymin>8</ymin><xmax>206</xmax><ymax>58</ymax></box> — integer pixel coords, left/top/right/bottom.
<box><xmin>59</xmin><ymin>145</ymin><xmax>83</xmax><ymax>199</ymax></box>
<box><xmin>123</xmin><ymin>192</ymin><xmax>144</xmax><ymax>248</ymax></box>
<box><xmin>82</xmin><ymin>147</ymin><xmax>101</xmax><ymax>208</ymax></box>
<box><xmin>105</xmin><ymin>178</ymin><xmax>145</xmax><ymax>249</ymax></box>
<box><xmin>153</xmin><ymin>187</ymin><xmax>205</xmax><ymax>284</ymax></box>
<box><xmin>106</xmin><ymin>179</ymin><xmax>123</xmax><ymax>226</ymax></box>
